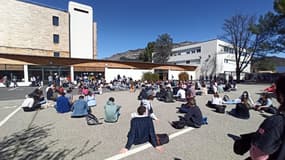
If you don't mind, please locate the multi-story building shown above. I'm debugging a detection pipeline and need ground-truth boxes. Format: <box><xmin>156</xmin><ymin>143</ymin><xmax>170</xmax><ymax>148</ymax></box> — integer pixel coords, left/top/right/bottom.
<box><xmin>0</xmin><ymin>0</ymin><xmax>97</xmax><ymax>59</ymax></box>
<box><xmin>168</xmin><ymin>39</ymin><xmax>251</xmax><ymax>80</ymax></box>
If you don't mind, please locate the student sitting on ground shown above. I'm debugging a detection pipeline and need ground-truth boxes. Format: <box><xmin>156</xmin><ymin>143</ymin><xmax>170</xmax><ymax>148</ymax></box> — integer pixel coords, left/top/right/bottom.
<box><xmin>253</xmin><ymin>93</ymin><xmax>277</xmax><ymax>114</ymax></box>
<box><xmin>120</xmin><ymin>105</ymin><xmax>164</xmax><ymax>153</ymax></box>
<box><xmin>164</xmin><ymin>86</ymin><xmax>174</xmax><ymax>103</ymax></box>
<box><xmin>141</xmin><ymin>90</ymin><xmax>159</xmax><ymax>120</ymax></box>
<box><xmin>65</xmin><ymin>88</ymin><xmax>73</xmax><ymax>105</ymax></box>
<box><xmin>104</xmin><ymin>97</ymin><xmax>122</xmax><ymax>123</ymax></box>
<box><xmin>228</xmin><ymin>91</ymin><xmax>253</xmax><ymax>119</ymax></box>
<box><xmin>171</xmin><ymin>96</ymin><xmax>203</xmax><ymax>129</ymax></box>
<box><xmin>22</xmin><ymin>89</ymin><xmax>45</xmax><ymax>112</ymax></box>
<box><xmin>264</xmin><ymin>82</ymin><xmax>276</xmax><ymax>93</ymax></box>
<box><xmin>177</xmin><ymin>96</ymin><xmax>197</xmax><ymax>113</ymax></box>
<box><xmin>56</xmin><ymin>91</ymin><xmax>71</xmax><ymax>113</ymax></box>
<box><xmin>86</xmin><ymin>91</ymin><xmax>96</xmax><ymax>108</ymax></box>
<box><xmin>207</xmin><ymin>92</ymin><xmax>226</xmax><ymax>113</ymax></box>
<box><xmin>71</xmin><ymin>95</ymin><xmax>90</xmax><ymax>117</ymax></box>
<box><xmin>175</xmin><ymin>87</ymin><xmax>186</xmax><ymax>101</ymax></box>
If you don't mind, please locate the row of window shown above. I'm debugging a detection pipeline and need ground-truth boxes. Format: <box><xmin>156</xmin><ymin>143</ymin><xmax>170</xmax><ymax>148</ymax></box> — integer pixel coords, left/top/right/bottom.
<box><xmin>185</xmin><ymin>59</ymin><xmax>201</xmax><ymax>64</ymax></box>
<box><xmin>171</xmin><ymin>47</ymin><xmax>201</xmax><ymax>56</ymax></box>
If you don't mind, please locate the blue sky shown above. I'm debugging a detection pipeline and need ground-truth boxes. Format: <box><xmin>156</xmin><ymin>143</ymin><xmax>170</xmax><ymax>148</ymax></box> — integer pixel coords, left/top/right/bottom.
<box><xmin>24</xmin><ymin>0</ymin><xmax>275</xmax><ymax>59</ymax></box>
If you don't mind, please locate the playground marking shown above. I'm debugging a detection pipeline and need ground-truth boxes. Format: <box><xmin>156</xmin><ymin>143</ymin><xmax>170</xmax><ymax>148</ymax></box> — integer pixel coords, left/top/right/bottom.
<box><xmin>105</xmin><ymin>127</ymin><xmax>195</xmax><ymax>160</ymax></box>
<box><xmin>0</xmin><ymin>106</ymin><xmax>22</xmax><ymax>127</ymax></box>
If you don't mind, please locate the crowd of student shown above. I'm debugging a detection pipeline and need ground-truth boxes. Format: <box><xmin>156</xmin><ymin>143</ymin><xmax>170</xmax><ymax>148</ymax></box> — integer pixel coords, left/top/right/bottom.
<box><xmin>19</xmin><ymin>75</ymin><xmax>285</xmax><ymax>159</ymax></box>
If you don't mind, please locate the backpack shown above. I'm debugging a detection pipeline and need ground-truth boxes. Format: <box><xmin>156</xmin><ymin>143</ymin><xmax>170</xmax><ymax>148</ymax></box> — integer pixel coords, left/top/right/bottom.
<box><xmin>156</xmin><ymin>134</ymin><xmax>169</xmax><ymax>146</ymax></box>
<box><xmin>86</xmin><ymin>113</ymin><xmax>101</xmax><ymax>125</ymax></box>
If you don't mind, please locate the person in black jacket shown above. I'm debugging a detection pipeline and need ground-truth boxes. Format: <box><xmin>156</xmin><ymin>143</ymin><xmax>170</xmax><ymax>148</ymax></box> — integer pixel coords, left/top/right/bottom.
<box><xmin>249</xmin><ymin>75</ymin><xmax>285</xmax><ymax>160</ymax></box>
<box><xmin>120</xmin><ymin>106</ymin><xmax>164</xmax><ymax>153</ymax></box>
<box><xmin>171</xmin><ymin>96</ymin><xmax>203</xmax><ymax>129</ymax></box>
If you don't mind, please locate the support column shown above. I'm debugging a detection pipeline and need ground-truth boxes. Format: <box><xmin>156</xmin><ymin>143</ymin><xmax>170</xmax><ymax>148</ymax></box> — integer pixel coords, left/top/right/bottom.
<box><xmin>70</xmin><ymin>66</ymin><xmax>74</xmax><ymax>83</ymax></box>
<box><xmin>24</xmin><ymin>64</ymin><xmax>29</xmax><ymax>83</ymax></box>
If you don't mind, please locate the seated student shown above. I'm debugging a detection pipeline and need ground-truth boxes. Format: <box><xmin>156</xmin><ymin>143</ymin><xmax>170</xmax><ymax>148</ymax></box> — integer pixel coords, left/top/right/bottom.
<box><xmin>223</xmin><ymin>81</ymin><xmax>232</xmax><ymax>92</ymax></box>
<box><xmin>175</xmin><ymin>87</ymin><xmax>186</xmax><ymax>101</ymax></box>
<box><xmin>65</xmin><ymin>88</ymin><xmax>73</xmax><ymax>104</ymax></box>
<box><xmin>104</xmin><ymin>97</ymin><xmax>121</xmax><ymax>123</ymax></box>
<box><xmin>46</xmin><ymin>85</ymin><xmax>57</xmax><ymax>101</ymax></box>
<box><xmin>171</xmin><ymin>96</ymin><xmax>203</xmax><ymax>129</ymax></box>
<box><xmin>141</xmin><ymin>90</ymin><xmax>159</xmax><ymax>120</ymax></box>
<box><xmin>264</xmin><ymin>82</ymin><xmax>276</xmax><ymax>93</ymax></box>
<box><xmin>82</xmin><ymin>86</ymin><xmax>89</xmax><ymax>96</ymax></box>
<box><xmin>71</xmin><ymin>95</ymin><xmax>90</xmax><ymax>117</ymax></box>
<box><xmin>86</xmin><ymin>91</ymin><xmax>96</xmax><ymax>108</ymax></box>
<box><xmin>138</xmin><ymin>87</ymin><xmax>148</xmax><ymax>100</ymax></box>
<box><xmin>253</xmin><ymin>93</ymin><xmax>277</xmax><ymax>114</ymax></box>
<box><xmin>120</xmin><ymin>106</ymin><xmax>164</xmax><ymax>153</ymax></box>
<box><xmin>22</xmin><ymin>89</ymin><xmax>45</xmax><ymax>112</ymax></box>
<box><xmin>207</xmin><ymin>92</ymin><xmax>226</xmax><ymax>111</ymax></box>
<box><xmin>228</xmin><ymin>92</ymin><xmax>252</xmax><ymax>119</ymax></box>
<box><xmin>164</xmin><ymin>86</ymin><xmax>174</xmax><ymax>103</ymax></box>
<box><xmin>55</xmin><ymin>92</ymin><xmax>71</xmax><ymax>113</ymax></box>
<box><xmin>156</xmin><ymin>85</ymin><xmax>166</xmax><ymax>101</ymax></box>
<box><xmin>201</xmin><ymin>83</ymin><xmax>208</xmax><ymax>96</ymax></box>
<box><xmin>177</xmin><ymin>96</ymin><xmax>197</xmax><ymax>113</ymax></box>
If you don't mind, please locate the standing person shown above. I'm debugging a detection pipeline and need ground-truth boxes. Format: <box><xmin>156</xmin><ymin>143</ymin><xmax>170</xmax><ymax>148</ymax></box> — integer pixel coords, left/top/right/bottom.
<box><xmin>120</xmin><ymin>106</ymin><xmax>164</xmax><ymax>153</ymax></box>
<box><xmin>12</xmin><ymin>75</ymin><xmax>18</xmax><ymax>88</ymax></box>
<box><xmin>250</xmin><ymin>75</ymin><xmax>285</xmax><ymax>160</ymax></box>
<box><xmin>104</xmin><ymin>97</ymin><xmax>121</xmax><ymax>123</ymax></box>
<box><xmin>48</xmin><ymin>74</ymin><xmax>53</xmax><ymax>86</ymax></box>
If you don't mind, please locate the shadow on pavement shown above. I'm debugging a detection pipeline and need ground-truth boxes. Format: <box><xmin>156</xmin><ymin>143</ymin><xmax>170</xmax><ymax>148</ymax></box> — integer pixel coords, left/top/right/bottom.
<box><xmin>0</xmin><ymin>124</ymin><xmax>101</xmax><ymax>160</ymax></box>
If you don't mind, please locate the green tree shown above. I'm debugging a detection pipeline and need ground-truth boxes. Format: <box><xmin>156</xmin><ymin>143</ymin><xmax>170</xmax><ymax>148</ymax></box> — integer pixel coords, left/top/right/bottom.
<box><xmin>222</xmin><ymin>14</ymin><xmax>266</xmax><ymax>82</ymax></box>
<box><xmin>251</xmin><ymin>0</ymin><xmax>285</xmax><ymax>53</ymax></box>
<box><xmin>139</xmin><ymin>42</ymin><xmax>155</xmax><ymax>62</ymax></box>
<box><xmin>142</xmin><ymin>72</ymin><xmax>159</xmax><ymax>82</ymax></box>
<box><xmin>153</xmin><ymin>33</ymin><xmax>173</xmax><ymax>64</ymax></box>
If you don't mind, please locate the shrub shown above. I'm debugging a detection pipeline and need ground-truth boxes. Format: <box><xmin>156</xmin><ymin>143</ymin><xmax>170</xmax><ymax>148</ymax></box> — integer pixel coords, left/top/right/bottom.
<box><xmin>142</xmin><ymin>72</ymin><xmax>159</xmax><ymax>82</ymax></box>
<box><xmin>178</xmin><ymin>72</ymin><xmax>189</xmax><ymax>81</ymax></box>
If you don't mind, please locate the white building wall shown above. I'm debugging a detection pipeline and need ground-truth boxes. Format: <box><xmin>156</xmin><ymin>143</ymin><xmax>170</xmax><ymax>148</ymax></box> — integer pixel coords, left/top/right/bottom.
<box><xmin>69</xmin><ymin>2</ymin><xmax>93</xmax><ymax>59</ymax></box>
<box><xmin>105</xmin><ymin>68</ymin><xmax>151</xmax><ymax>82</ymax></box>
<box><xmin>169</xmin><ymin>39</ymin><xmax>251</xmax><ymax>79</ymax></box>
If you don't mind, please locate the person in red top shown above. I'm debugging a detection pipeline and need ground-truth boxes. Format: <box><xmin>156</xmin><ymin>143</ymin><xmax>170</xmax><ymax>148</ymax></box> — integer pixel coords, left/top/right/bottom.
<box><xmin>264</xmin><ymin>83</ymin><xmax>276</xmax><ymax>93</ymax></box>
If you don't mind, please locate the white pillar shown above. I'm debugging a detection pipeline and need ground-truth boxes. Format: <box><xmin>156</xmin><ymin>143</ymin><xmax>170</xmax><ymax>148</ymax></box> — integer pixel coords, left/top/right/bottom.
<box><xmin>24</xmin><ymin>64</ymin><xmax>28</xmax><ymax>83</ymax></box>
<box><xmin>70</xmin><ymin>66</ymin><xmax>74</xmax><ymax>83</ymax></box>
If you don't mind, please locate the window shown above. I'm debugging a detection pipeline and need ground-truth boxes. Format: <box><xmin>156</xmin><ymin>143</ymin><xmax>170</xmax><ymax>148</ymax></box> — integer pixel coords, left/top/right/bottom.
<box><xmin>53</xmin><ymin>34</ymin><xmax>59</xmax><ymax>43</ymax></box>
<box><xmin>178</xmin><ymin>53</ymin><xmax>181</xmax><ymax>55</ymax></box>
<box><xmin>54</xmin><ymin>52</ymin><xmax>60</xmax><ymax>57</ymax></box>
<box><xmin>186</xmin><ymin>60</ymin><xmax>190</xmax><ymax>64</ymax></box>
<box><xmin>197</xmin><ymin>48</ymin><xmax>201</xmax><ymax>53</ymax></box>
<box><xmin>186</xmin><ymin>51</ymin><xmax>190</xmax><ymax>54</ymax></box>
<box><xmin>52</xmin><ymin>16</ymin><xmax>59</xmax><ymax>26</ymax></box>
<box><xmin>224</xmin><ymin>59</ymin><xmax>228</xmax><ymax>63</ymax></box>
<box><xmin>191</xmin><ymin>50</ymin><xmax>195</xmax><ymax>53</ymax></box>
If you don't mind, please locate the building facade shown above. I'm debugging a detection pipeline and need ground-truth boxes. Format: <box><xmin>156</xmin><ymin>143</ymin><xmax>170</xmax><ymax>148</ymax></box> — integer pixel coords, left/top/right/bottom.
<box><xmin>0</xmin><ymin>0</ymin><xmax>97</xmax><ymax>59</ymax></box>
<box><xmin>168</xmin><ymin>39</ymin><xmax>251</xmax><ymax>80</ymax></box>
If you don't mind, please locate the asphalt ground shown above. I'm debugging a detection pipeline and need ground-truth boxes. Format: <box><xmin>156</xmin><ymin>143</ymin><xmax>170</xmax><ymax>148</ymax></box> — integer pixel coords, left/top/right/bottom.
<box><xmin>0</xmin><ymin>84</ymin><xmax>277</xmax><ymax>160</ymax></box>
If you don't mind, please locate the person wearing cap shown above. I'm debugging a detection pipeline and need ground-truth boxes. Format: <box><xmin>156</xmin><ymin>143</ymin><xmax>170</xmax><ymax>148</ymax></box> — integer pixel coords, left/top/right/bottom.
<box><xmin>141</xmin><ymin>89</ymin><xmax>159</xmax><ymax>120</ymax></box>
<box><xmin>249</xmin><ymin>75</ymin><xmax>285</xmax><ymax>160</ymax></box>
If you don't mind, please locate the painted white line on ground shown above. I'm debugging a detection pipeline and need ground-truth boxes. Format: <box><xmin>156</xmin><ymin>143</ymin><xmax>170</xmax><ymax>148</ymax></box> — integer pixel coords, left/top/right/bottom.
<box><xmin>105</xmin><ymin>127</ymin><xmax>195</xmax><ymax>160</ymax></box>
<box><xmin>0</xmin><ymin>105</ymin><xmax>18</xmax><ymax>110</ymax></box>
<box><xmin>8</xmin><ymin>87</ymin><xmax>18</xmax><ymax>91</ymax></box>
<box><xmin>0</xmin><ymin>106</ymin><xmax>22</xmax><ymax>127</ymax></box>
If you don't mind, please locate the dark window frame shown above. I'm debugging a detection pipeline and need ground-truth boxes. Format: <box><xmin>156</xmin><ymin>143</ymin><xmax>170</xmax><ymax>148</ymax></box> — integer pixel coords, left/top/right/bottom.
<box><xmin>53</xmin><ymin>52</ymin><xmax>60</xmax><ymax>57</ymax></box>
<box><xmin>53</xmin><ymin>34</ymin><xmax>59</xmax><ymax>44</ymax></box>
<box><xmin>52</xmin><ymin>16</ymin><xmax>59</xmax><ymax>26</ymax></box>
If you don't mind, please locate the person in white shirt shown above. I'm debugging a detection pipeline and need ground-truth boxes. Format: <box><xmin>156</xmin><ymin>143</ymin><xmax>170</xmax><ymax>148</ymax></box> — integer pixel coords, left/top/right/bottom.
<box><xmin>176</xmin><ymin>87</ymin><xmax>186</xmax><ymax>101</ymax></box>
<box><xmin>141</xmin><ymin>90</ymin><xmax>159</xmax><ymax>120</ymax></box>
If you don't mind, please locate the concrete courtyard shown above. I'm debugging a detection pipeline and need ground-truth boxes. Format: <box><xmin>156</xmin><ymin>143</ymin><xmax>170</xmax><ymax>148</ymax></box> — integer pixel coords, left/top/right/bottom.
<box><xmin>0</xmin><ymin>83</ymin><xmax>277</xmax><ymax>160</ymax></box>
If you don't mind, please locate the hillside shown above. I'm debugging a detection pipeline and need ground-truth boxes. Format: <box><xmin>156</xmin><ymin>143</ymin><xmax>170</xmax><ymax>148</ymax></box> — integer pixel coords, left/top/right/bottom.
<box><xmin>105</xmin><ymin>41</ymin><xmax>195</xmax><ymax>61</ymax></box>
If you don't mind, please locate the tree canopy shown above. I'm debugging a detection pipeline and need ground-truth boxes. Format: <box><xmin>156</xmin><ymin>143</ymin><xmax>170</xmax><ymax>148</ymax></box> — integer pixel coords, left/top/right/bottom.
<box><xmin>139</xmin><ymin>42</ymin><xmax>155</xmax><ymax>62</ymax></box>
<box><xmin>153</xmin><ymin>33</ymin><xmax>173</xmax><ymax>64</ymax></box>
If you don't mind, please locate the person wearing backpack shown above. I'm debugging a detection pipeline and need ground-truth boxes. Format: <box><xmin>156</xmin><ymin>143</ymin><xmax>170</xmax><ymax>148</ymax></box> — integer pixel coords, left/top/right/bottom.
<box><xmin>250</xmin><ymin>75</ymin><xmax>285</xmax><ymax>160</ymax></box>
